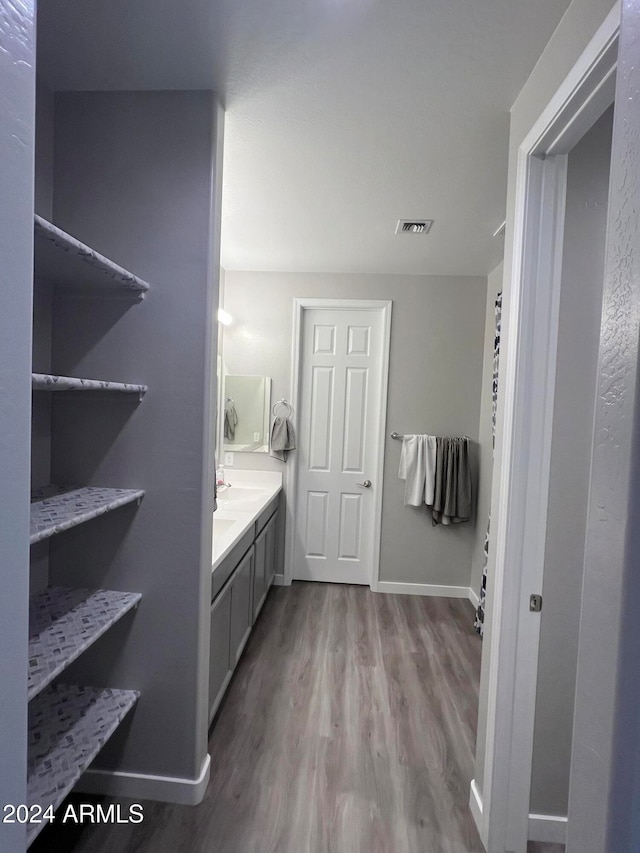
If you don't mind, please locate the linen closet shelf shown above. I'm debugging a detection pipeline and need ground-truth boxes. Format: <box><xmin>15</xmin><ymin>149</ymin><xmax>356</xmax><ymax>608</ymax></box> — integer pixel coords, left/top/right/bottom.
<box><xmin>28</xmin><ymin>587</ymin><xmax>142</xmax><ymax>701</ymax></box>
<box><xmin>26</xmin><ymin>683</ymin><xmax>139</xmax><ymax>844</ymax></box>
<box><xmin>34</xmin><ymin>216</ymin><xmax>150</xmax><ymax>296</ymax></box>
<box><xmin>30</xmin><ymin>485</ymin><xmax>145</xmax><ymax>545</ymax></box>
<box><xmin>32</xmin><ymin>373</ymin><xmax>147</xmax><ymax>396</ymax></box>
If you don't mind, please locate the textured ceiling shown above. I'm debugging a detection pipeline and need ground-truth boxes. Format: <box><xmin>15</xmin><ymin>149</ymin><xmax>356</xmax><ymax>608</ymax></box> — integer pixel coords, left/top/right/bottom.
<box><xmin>37</xmin><ymin>0</ymin><xmax>571</xmax><ymax>276</ymax></box>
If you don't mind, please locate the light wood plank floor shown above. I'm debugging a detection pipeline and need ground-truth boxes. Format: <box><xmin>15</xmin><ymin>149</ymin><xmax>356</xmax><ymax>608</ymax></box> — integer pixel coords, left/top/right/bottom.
<box><xmin>34</xmin><ymin>583</ymin><xmax>496</xmax><ymax>852</ymax></box>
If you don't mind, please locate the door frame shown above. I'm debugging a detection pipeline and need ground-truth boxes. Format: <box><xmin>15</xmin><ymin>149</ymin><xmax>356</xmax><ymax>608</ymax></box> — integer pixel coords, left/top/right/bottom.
<box><xmin>283</xmin><ymin>298</ymin><xmax>392</xmax><ymax>589</ymax></box>
<box><xmin>475</xmin><ymin>4</ymin><xmax>620</xmax><ymax>851</ymax></box>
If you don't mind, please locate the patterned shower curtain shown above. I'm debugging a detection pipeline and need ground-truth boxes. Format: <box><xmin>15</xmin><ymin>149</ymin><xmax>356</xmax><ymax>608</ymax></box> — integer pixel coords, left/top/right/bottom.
<box><xmin>474</xmin><ymin>291</ymin><xmax>502</xmax><ymax>636</ymax></box>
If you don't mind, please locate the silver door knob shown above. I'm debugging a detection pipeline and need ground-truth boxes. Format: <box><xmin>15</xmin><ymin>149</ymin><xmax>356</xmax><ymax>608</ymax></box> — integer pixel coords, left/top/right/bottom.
<box><xmin>357</xmin><ymin>479</ymin><xmax>372</xmax><ymax>488</ymax></box>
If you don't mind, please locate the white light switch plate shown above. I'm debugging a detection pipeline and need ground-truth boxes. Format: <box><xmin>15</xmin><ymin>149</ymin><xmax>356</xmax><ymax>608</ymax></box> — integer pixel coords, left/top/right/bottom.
<box><xmin>224</xmin><ymin>452</ymin><xmax>234</xmax><ymax>466</ymax></box>
<box><xmin>253</xmin><ymin>432</ymin><xmax>261</xmax><ymax>442</ymax></box>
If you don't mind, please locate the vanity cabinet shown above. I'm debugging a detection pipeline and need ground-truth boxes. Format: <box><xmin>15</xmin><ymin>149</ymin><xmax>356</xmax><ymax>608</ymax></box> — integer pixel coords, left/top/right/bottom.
<box><xmin>209</xmin><ymin>496</ymin><xmax>281</xmax><ymax>724</ymax></box>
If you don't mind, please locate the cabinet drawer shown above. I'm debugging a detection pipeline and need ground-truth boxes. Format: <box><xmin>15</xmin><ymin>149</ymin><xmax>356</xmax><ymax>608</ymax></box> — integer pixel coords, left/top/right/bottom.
<box><xmin>212</xmin><ymin>524</ymin><xmax>255</xmax><ymax>601</ymax></box>
<box><xmin>255</xmin><ymin>494</ymin><xmax>279</xmax><ymax>536</ymax></box>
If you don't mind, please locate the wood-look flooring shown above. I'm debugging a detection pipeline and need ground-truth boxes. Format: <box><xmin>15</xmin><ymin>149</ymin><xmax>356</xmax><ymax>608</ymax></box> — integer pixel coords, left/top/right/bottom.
<box><xmin>35</xmin><ymin>583</ymin><xmax>493</xmax><ymax>852</ymax></box>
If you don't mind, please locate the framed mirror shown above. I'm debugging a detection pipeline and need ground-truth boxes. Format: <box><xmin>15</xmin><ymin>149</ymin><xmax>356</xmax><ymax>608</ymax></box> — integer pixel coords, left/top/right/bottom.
<box><xmin>222</xmin><ymin>374</ymin><xmax>271</xmax><ymax>453</ymax></box>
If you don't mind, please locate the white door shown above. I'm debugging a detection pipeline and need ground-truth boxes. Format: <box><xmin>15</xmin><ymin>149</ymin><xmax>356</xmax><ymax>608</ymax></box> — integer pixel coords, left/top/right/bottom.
<box><xmin>293</xmin><ymin>302</ymin><xmax>390</xmax><ymax>585</ymax></box>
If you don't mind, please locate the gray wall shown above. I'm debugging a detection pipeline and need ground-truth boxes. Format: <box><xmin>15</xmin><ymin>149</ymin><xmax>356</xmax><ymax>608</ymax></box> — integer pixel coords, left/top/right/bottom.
<box><xmin>223</xmin><ymin>271</ymin><xmax>486</xmax><ymax>589</ymax></box>
<box><xmin>569</xmin><ymin>2</ymin><xmax>640</xmax><ymax>849</ymax></box>
<box><xmin>470</xmin><ymin>262</ymin><xmax>503</xmax><ymax>600</ymax></box>
<box><xmin>530</xmin><ymin>106</ymin><xmax>612</xmax><ymax>817</ymax></box>
<box><xmin>0</xmin><ymin>5</ymin><xmax>36</xmax><ymax>850</ymax></box>
<box><xmin>474</xmin><ymin>0</ymin><xmax>616</xmax><ymax>802</ymax></box>
<box><xmin>46</xmin><ymin>91</ymin><xmax>221</xmax><ymax>783</ymax></box>
<box><xmin>35</xmin><ymin>76</ymin><xmax>54</xmax><ymax>220</ymax></box>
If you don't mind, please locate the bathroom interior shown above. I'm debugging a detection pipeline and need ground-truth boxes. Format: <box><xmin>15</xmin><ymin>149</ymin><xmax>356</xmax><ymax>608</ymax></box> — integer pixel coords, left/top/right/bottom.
<box><xmin>1</xmin><ymin>0</ymin><xmax>626</xmax><ymax>851</ymax></box>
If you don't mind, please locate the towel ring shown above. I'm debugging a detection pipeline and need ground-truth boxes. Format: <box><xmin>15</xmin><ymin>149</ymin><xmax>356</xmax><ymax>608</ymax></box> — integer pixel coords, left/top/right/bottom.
<box><xmin>272</xmin><ymin>399</ymin><xmax>293</xmax><ymax>418</ymax></box>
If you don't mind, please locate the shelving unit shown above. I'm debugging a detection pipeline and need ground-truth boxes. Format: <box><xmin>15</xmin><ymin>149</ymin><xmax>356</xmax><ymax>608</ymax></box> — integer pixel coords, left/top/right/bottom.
<box><xmin>32</xmin><ymin>373</ymin><xmax>147</xmax><ymax>396</ymax></box>
<box><xmin>30</xmin><ymin>485</ymin><xmax>145</xmax><ymax>544</ymax></box>
<box><xmin>0</xmin><ymin>76</ymin><xmax>224</xmax><ymax>852</ymax></box>
<box><xmin>34</xmin><ymin>215</ymin><xmax>150</xmax><ymax>296</ymax></box>
<box><xmin>27</xmin><ymin>210</ymin><xmax>150</xmax><ymax>845</ymax></box>
<box><xmin>28</xmin><ymin>587</ymin><xmax>142</xmax><ymax>700</ymax></box>
<box><xmin>27</xmin><ymin>683</ymin><xmax>139</xmax><ymax>844</ymax></box>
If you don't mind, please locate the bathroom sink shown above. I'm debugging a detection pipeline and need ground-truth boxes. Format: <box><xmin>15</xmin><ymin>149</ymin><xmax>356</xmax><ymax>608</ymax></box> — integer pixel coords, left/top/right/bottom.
<box><xmin>218</xmin><ymin>487</ymin><xmax>268</xmax><ymax>505</ymax></box>
<box><xmin>212</xmin><ymin>517</ymin><xmax>237</xmax><ymax>537</ymax></box>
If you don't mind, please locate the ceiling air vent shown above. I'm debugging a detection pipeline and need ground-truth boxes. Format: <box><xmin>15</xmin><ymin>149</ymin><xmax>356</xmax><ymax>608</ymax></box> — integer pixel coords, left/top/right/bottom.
<box><xmin>396</xmin><ymin>219</ymin><xmax>433</xmax><ymax>235</ymax></box>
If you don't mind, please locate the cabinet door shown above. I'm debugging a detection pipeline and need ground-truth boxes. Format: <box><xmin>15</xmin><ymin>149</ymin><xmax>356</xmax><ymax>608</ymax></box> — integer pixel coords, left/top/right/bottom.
<box><xmin>265</xmin><ymin>512</ymin><xmax>277</xmax><ymax>589</ymax></box>
<box><xmin>253</xmin><ymin>525</ymin><xmax>267</xmax><ymax>623</ymax></box>
<box><xmin>209</xmin><ymin>584</ymin><xmax>232</xmax><ymax>723</ymax></box>
<box><xmin>230</xmin><ymin>546</ymin><xmax>254</xmax><ymax>668</ymax></box>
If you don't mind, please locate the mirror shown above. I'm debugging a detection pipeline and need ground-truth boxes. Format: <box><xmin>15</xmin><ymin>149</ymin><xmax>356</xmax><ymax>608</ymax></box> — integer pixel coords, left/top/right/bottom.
<box><xmin>222</xmin><ymin>374</ymin><xmax>271</xmax><ymax>453</ymax></box>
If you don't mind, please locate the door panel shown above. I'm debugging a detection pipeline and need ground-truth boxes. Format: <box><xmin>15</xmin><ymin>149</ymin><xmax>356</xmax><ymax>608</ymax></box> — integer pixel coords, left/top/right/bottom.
<box><xmin>294</xmin><ymin>305</ymin><xmax>388</xmax><ymax>585</ymax></box>
<box><xmin>338</xmin><ymin>493</ymin><xmax>362</xmax><ymax>560</ymax></box>
<box><xmin>308</xmin><ymin>367</ymin><xmax>334</xmax><ymax>470</ymax></box>
<box><xmin>342</xmin><ymin>367</ymin><xmax>368</xmax><ymax>472</ymax></box>
<box><xmin>209</xmin><ymin>585</ymin><xmax>231</xmax><ymax>722</ymax></box>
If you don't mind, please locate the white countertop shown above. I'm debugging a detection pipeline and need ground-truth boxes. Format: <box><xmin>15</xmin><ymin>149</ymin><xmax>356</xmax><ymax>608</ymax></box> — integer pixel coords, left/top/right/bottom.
<box><xmin>212</xmin><ymin>470</ymin><xmax>282</xmax><ymax>571</ymax></box>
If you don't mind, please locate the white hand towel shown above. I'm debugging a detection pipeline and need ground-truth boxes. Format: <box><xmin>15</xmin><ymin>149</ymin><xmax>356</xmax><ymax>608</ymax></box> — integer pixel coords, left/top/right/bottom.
<box><xmin>398</xmin><ymin>435</ymin><xmax>427</xmax><ymax>506</ymax></box>
<box><xmin>424</xmin><ymin>435</ymin><xmax>437</xmax><ymax>506</ymax></box>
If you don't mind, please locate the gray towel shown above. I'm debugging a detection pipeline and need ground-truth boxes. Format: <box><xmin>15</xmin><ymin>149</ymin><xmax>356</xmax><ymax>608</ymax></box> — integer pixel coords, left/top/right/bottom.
<box><xmin>224</xmin><ymin>399</ymin><xmax>238</xmax><ymax>441</ymax></box>
<box><xmin>430</xmin><ymin>437</ymin><xmax>471</xmax><ymax>525</ymax></box>
<box><xmin>270</xmin><ymin>416</ymin><xmax>296</xmax><ymax>461</ymax></box>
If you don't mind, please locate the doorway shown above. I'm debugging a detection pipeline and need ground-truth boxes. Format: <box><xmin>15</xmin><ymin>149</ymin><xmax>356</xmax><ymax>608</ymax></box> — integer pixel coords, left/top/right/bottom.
<box><xmin>476</xmin><ymin>6</ymin><xmax>621</xmax><ymax>851</ymax></box>
<box><xmin>287</xmin><ymin>299</ymin><xmax>391</xmax><ymax>587</ymax></box>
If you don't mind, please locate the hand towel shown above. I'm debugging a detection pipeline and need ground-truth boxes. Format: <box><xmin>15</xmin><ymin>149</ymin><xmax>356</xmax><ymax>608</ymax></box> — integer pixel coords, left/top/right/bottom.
<box><xmin>270</xmin><ymin>416</ymin><xmax>296</xmax><ymax>461</ymax></box>
<box><xmin>424</xmin><ymin>435</ymin><xmax>437</xmax><ymax>505</ymax></box>
<box><xmin>224</xmin><ymin>399</ymin><xmax>238</xmax><ymax>441</ymax></box>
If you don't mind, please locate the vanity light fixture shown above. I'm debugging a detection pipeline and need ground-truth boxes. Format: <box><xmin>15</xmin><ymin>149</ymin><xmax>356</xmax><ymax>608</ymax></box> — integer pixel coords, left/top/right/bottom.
<box><xmin>217</xmin><ymin>309</ymin><xmax>233</xmax><ymax>326</ymax></box>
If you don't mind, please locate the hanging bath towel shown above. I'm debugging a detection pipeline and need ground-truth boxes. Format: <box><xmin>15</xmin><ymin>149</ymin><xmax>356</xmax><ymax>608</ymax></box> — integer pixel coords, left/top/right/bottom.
<box><xmin>430</xmin><ymin>437</ymin><xmax>472</xmax><ymax>525</ymax></box>
<box><xmin>398</xmin><ymin>435</ymin><xmax>436</xmax><ymax>506</ymax></box>
<box><xmin>270</xmin><ymin>416</ymin><xmax>296</xmax><ymax>461</ymax></box>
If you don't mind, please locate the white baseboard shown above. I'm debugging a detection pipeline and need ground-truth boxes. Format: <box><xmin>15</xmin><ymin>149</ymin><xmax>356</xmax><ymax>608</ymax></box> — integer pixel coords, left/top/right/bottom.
<box><xmin>469</xmin><ymin>779</ymin><xmax>484</xmax><ymax>841</ymax></box>
<box><xmin>272</xmin><ymin>573</ymin><xmax>285</xmax><ymax>586</ymax></box>
<box><xmin>528</xmin><ymin>812</ymin><xmax>568</xmax><ymax>844</ymax></box>
<box><xmin>376</xmin><ymin>581</ymin><xmax>472</xmax><ymax>598</ymax></box>
<box><xmin>78</xmin><ymin>753</ymin><xmax>210</xmax><ymax>806</ymax></box>
<box><xmin>468</xmin><ymin>587</ymin><xmax>479</xmax><ymax>608</ymax></box>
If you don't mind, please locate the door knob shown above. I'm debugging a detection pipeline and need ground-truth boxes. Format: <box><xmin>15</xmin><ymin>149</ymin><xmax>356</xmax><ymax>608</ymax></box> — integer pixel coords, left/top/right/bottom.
<box><xmin>357</xmin><ymin>479</ymin><xmax>372</xmax><ymax>488</ymax></box>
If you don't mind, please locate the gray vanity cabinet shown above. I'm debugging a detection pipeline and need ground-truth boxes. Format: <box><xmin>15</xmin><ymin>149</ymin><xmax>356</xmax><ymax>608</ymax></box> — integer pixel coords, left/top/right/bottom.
<box><xmin>208</xmin><ymin>583</ymin><xmax>232</xmax><ymax>724</ymax></box>
<box><xmin>229</xmin><ymin>546</ymin><xmax>254</xmax><ymax>668</ymax></box>
<box><xmin>208</xmin><ymin>494</ymin><xmax>282</xmax><ymax>725</ymax></box>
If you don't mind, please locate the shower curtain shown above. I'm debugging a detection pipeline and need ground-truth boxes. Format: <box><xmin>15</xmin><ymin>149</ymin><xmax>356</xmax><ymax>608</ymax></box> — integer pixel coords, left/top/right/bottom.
<box><xmin>475</xmin><ymin>290</ymin><xmax>502</xmax><ymax>636</ymax></box>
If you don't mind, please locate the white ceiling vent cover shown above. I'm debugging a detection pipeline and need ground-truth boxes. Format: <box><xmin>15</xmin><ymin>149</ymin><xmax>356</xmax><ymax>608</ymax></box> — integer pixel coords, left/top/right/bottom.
<box><xmin>396</xmin><ymin>219</ymin><xmax>434</xmax><ymax>235</ymax></box>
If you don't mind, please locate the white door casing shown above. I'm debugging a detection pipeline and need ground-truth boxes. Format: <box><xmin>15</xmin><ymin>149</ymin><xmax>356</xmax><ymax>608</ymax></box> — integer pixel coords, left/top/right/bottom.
<box><xmin>287</xmin><ymin>299</ymin><xmax>391</xmax><ymax>587</ymax></box>
<box><xmin>474</xmin><ymin>5</ymin><xmax>621</xmax><ymax>852</ymax></box>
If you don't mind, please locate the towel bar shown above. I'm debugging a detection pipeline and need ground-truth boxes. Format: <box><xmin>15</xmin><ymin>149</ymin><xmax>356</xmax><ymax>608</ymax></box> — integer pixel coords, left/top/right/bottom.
<box><xmin>390</xmin><ymin>431</ymin><xmax>471</xmax><ymax>441</ymax></box>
